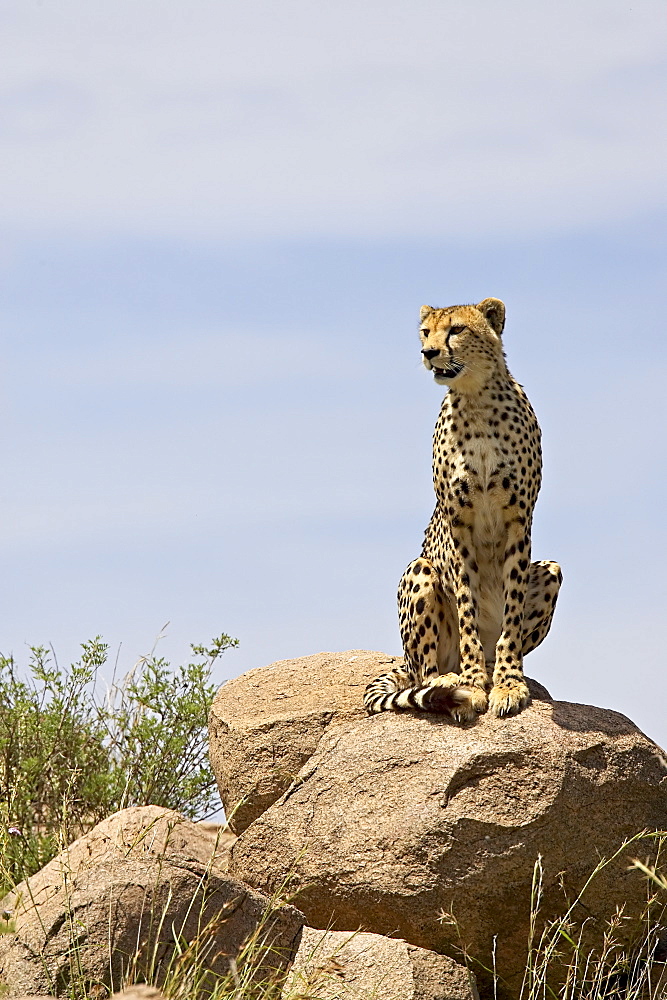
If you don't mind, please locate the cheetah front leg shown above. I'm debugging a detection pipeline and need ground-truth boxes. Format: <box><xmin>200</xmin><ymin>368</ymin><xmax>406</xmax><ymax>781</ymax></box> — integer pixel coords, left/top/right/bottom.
<box><xmin>428</xmin><ymin>524</ymin><xmax>490</xmax><ymax>720</ymax></box>
<box><xmin>489</xmin><ymin>526</ymin><xmax>532</xmax><ymax>716</ymax></box>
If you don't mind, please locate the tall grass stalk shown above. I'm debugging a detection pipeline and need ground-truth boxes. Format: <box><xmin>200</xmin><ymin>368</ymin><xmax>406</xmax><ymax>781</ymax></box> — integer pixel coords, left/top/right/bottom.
<box><xmin>518</xmin><ymin>831</ymin><xmax>667</xmax><ymax>1000</ymax></box>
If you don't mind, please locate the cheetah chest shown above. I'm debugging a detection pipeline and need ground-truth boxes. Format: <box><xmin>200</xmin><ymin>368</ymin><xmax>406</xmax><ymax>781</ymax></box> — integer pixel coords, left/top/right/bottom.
<box><xmin>448</xmin><ymin>432</ymin><xmax>511</xmax><ymax>546</ymax></box>
<box><xmin>446</xmin><ymin>430</ymin><xmax>510</xmax><ymax>650</ymax></box>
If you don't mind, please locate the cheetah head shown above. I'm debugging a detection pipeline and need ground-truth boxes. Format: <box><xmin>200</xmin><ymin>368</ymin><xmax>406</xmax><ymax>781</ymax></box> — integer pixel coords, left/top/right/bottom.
<box><xmin>418</xmin><ymin>298</ymin><xmax>506</xmax><ymax>391</ymax></box>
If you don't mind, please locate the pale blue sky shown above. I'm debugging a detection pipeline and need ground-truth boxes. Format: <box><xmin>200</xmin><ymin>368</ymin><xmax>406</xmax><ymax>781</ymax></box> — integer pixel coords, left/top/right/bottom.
<box><xmin>1</xmin><ymin>1</ymin><xmax>666</xmax><ymax>745</ymax></box>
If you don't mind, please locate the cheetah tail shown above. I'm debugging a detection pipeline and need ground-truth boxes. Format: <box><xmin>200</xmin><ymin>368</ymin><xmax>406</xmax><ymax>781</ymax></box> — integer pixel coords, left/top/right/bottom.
<box><xmin>363</xmin><ymin>671</ymin><xmax>473</xmax><ymax>716</ymax></box>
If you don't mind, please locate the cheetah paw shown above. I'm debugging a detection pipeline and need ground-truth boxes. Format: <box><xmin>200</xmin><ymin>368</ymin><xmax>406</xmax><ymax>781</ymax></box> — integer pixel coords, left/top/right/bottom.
<box><xmin>429</xmin><ymin>674</ymin><xmax>488</xmax><ymax>722</ymax></box>
<box><xmin>488</xmin><ymin>680</ymin><xmax>531</xmax><ymax>717</ymax></box>
<box><xmin>453</xmin><ymin>685</ymin><xmax>489</xmax><ymax>722</ymax></box>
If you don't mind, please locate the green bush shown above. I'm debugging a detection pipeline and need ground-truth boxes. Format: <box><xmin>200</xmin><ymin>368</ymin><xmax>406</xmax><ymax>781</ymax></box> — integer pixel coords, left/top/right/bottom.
<box><xmin>0</xmin><ymin>633</ymin><xmax>237</xmax><ymax>893</ymax></box>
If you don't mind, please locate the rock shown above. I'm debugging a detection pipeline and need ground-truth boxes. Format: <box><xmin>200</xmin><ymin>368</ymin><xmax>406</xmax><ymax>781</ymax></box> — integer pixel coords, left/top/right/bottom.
<box><xmin>283</xmin><ymin>927</ymin><xmax>479</xmax><ymax>1000</ymax></box>
<box><xmin>112</xmin><ymin>989</ymin><xmax>166</xmax><ymax>1000</ymax></box>
<box><xmin>208</xmin><ymin>649</ymin><xmax>551</xmax><ymax>833</ymax></box>
<box><xmin>0</xmin><ymin>806</ymin><xmax>304</xmax><ymax>997</ymax></box>
<box><xmin>11</xmin><ymin>989</ymin><xmax>166</xmax><ymax>1000</ymax></box>
<box><xmin>196</xmin><ymin>819</ymin><xmax>237</xmax><ymax>867</ymax></box>
<box><xmin>208</xmin><ymin>650</ymin><xmax>384</xmax><ymax>833</ymax></box>
<box><xmin>229</xmin><ymin>700</ymin><xmax>667</xmax><ymax>998</ymax></box>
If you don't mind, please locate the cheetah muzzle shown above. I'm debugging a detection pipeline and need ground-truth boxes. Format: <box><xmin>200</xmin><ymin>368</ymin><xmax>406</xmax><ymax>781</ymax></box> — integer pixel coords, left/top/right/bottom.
<box><xmin>365</xmin><ymin>297</ymin><xmax>562</xmax><ymax>721</ymax></box>
<box><xmin>431</xmin><ymin>360</ymin><xmax>464</xmax><ymax>381</ymax></box>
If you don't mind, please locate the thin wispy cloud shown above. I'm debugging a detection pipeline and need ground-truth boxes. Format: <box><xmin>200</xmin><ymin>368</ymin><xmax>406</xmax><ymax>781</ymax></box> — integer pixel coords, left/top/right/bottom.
<box><xmin>0</xmin><ymin>0</ymin><xmax>664</xmax><ymax>238</ymax></box>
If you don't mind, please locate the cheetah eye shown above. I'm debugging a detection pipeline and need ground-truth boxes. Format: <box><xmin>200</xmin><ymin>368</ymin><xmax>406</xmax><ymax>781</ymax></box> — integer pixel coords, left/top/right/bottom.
<box><xmin>449</xmin><ymin>325</ymin><xmax>465</xmax><ymax>335</ymax></box>
<box><xmin>420</xmin><ymin>328</ymin><xmax>430</xmax><ymax>337</ymax></box>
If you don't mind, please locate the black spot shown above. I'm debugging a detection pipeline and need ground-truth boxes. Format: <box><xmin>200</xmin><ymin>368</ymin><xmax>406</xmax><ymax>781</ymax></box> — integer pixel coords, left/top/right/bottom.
<box><xmin>416</xmin><ymin>597</ymin><xmax>425</xmax><ymax>614</ymax></box>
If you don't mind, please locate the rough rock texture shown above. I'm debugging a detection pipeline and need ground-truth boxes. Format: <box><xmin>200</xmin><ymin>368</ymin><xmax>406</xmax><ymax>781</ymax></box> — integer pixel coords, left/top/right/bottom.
<box><xmin>0</xmin><ymin>806</ymin><xmax>304</xmax><ymax>998</ymax></box>
<box><xmin>283</xmin><ymin>927</ymin><xmax>479</xmax><ymax>1000</ymax></box>
<box><xmin>208</xmin><ymin>649</ymin><xmax>551</xmax><ymax>833</ymax></box>
<box><xmin>196</xmin><ymin>819</ymin><xmax>237</xmax><ymax>867</ymax></box>
<box><xmin>229</xmin><ymin>700</ymin><xmax>667</xmax><ymax>998</ymax></box>
<box><xmin>112</xmin><ymin>989</ymin><xmax>167</xmax><ymax>1000</ymax></box>
<box><xmin>13</xmin><ymin>987</ymin><xmax>170</xmax><ymax>999</ymax></box>
<box><xmin>209</xmin><ymin>650</ymin><xmax>385</xmax><ymax>832</ymax></box>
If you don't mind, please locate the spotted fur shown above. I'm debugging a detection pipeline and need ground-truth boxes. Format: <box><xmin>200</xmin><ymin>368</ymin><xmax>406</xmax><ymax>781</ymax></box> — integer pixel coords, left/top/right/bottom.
<box><xmin>365</xmin><ymin>298</ymin><xmax>562</xmax><ymax>720</ymax></box>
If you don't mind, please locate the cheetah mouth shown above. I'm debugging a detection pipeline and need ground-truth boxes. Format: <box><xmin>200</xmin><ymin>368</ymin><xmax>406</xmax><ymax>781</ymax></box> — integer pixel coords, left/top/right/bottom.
<box><xmin>432</xmin><ymin>361</ymin><xmax>464</xmax><ymax>380</ymax></box>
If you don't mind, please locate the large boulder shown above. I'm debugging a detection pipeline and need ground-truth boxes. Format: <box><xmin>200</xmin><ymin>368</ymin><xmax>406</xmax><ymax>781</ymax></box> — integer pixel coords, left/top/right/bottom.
<box><xmin>229</xmin><ymin>700</ymin><xmax>667</xmax><ymax>998</ymax></box>
<box><xmin>283</xmin><ymin>927</ymin><xmax>479</xmax><ymax>1000</ymax></box>
<box><xmin>208</xmin><ymin>649</ymin><xmax>551</xmax><ymax>833</ymax></box>
<box><xmin>0</xmin><ymin>806</ymin><xmax>304</xmax><ymax>997</ymax></box>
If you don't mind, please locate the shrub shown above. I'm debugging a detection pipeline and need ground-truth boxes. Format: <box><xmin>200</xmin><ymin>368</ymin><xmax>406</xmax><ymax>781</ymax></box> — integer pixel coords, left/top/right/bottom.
<box><xmin>0</xmin><ymin>633</ymin><xmax>237</xmax><ymax>893</ymax></box>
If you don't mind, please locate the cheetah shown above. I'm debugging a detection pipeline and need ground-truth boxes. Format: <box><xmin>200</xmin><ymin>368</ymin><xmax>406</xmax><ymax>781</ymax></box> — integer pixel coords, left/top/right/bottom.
<box><xmin>365</xmin><ymin>298</ymin><xmax>561</xmax><ymax>721</ymax></box>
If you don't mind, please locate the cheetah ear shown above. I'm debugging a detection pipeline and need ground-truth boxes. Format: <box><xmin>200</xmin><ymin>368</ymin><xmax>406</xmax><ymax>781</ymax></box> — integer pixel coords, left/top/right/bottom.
<box><xmin>420</xmin><ymin>305</ymin><xmax>433</xmax><ymax>322</ymax></box>
<box><xmin>476</xmin><ymin>298</ymin><xmax>506</xmax><ymax>336</ymax></box>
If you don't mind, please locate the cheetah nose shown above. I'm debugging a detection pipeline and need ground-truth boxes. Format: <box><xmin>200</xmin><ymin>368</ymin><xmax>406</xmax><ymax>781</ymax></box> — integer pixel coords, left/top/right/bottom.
<box><xmin>422</xmin><ymin>348</ymin><xmax>440</xmax><ymax>361</ymax></box>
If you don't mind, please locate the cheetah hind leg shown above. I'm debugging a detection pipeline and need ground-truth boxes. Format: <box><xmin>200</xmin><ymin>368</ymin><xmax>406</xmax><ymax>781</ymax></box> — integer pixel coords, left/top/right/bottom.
<box><xmin>522</xmin><ymin>560</ymin><xmax>563</xmax><ymax>656</ymax></box>
<box><xmin>364</xmin><ymin>557</ymin><xmax>484</xmax><ymax>720</ymax></box>
<box><xmin>365</xmin><ymin>557</ymin><xmax>451</xmax><ymax>714</ymax></box>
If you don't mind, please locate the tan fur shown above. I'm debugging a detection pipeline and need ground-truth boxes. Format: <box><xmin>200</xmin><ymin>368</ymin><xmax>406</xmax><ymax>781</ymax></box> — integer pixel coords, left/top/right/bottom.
<box><xmin>365</xmin><ymin>298</ymin><xmax>561</xmax><ymax>719</ymax></box>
